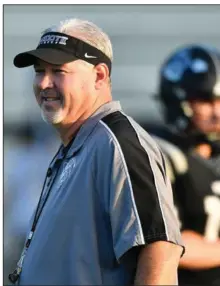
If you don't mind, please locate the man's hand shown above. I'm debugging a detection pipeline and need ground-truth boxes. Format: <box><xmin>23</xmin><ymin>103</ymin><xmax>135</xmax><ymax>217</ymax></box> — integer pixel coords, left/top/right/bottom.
<box><xmin>179</xmin><ymin>230</ymin><xmax>220</xmax><ymax>269</ymax></box>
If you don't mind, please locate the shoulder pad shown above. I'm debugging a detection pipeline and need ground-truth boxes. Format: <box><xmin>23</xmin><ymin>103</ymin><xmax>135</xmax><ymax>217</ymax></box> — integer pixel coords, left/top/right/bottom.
<box><xmin>152</xmin><ymin>135</ymin><xmax>188</xmax><ymax>176</ymax></box>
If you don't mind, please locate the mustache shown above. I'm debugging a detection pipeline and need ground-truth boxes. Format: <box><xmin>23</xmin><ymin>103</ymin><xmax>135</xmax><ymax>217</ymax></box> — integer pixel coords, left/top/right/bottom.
<box><xmin>39</xmin><ymin>89</ymin><xmax>62</xmax><ymax>98</ymax></box>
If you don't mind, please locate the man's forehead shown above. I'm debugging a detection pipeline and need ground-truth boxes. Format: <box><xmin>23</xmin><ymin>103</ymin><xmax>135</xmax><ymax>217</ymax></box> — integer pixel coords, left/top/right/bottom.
<box><xmin>213</xmin><ymin>98</ymin><xmax>220</xmax><ymax>104</ymax></box>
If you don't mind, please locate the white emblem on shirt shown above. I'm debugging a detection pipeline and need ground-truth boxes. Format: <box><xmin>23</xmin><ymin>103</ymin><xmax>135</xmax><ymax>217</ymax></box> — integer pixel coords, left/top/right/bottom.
<box><xmin>57</xmin><ymin>158</ymin><xmax>76</xmax><ymax>191</ymax></box>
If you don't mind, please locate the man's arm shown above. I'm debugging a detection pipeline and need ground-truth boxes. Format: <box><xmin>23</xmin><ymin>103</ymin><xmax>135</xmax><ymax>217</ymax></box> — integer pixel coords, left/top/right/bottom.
<box><xmin>179</xmin><ymin>230</ymin><xmax>220</xmax><ymax>269</ymax></box>
<box><xmin>134</xmin><ymin>241</ymin><xmax>182</xmax><ymax>285</ymax></box>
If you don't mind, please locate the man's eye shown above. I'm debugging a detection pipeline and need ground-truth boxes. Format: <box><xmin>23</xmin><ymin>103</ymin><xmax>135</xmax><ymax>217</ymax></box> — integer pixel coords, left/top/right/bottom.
<box><xmin>54</xmin><ymin>69</ymin><xmax>66</xmax><ymax>73</ymax></box>
<box><xmin>35</xmin><ymin>69</ymin><xmax>45</xmax><ymax>74</ymax></box>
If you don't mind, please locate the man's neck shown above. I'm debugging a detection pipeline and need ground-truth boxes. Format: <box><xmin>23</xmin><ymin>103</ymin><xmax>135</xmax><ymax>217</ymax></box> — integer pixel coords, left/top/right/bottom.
<box><xmin>58</xmin><ymin>121</ymin><xmax>82</xmax><ymax>147</ymax></box>
<box><xmin>194</xmin><ymin>143</ymin><xmax>212</xmax><ymax>159</ymax></box>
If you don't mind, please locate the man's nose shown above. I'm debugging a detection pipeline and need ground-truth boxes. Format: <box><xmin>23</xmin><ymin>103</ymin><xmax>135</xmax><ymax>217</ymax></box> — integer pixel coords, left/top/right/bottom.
<box><xmin>38</xmin><ymin>73</ymin><xmax>54</xmax><ymax>90</ymax></box>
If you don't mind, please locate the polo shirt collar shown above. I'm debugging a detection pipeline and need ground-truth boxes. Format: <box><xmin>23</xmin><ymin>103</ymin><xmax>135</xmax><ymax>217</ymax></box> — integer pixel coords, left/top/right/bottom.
<box><xmin>64</xmin><ymin>101</ymin><xmax>122</xmax><ymax>158</ymax></box>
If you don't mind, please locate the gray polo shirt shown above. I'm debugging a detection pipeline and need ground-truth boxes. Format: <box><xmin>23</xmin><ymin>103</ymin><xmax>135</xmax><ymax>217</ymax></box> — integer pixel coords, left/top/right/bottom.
<box><xmin>18</xmin><ymin>101</ymin><xmax>183</xmax><ymax>285</ymax></box>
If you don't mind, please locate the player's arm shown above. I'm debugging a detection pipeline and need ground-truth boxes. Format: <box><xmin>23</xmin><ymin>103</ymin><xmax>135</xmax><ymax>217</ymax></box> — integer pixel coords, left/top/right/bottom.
<box><xmin>157</xmin><ymin>141</ymin><xmax>220</xmax><ymax>270</ymax></box>
<box><xmin>179</xmin><ymin>230</ymin><xmax>220</xmax><ymax>269</ymax></box>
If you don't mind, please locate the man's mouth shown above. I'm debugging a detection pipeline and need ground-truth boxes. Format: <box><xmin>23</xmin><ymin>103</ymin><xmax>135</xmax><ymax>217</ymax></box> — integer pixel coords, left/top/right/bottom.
<box><xmin>42</xmin><ymin>96</ymin><xmax>60</xmax><ymax>101</ymax></box>
<box><xmin>42</xmin><ymin>96</ymin><xmax>61</xmax><ymax>102</ymax></box>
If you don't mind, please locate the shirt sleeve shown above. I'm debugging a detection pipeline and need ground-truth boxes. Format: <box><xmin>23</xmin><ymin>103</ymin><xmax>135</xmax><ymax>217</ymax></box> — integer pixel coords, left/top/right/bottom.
<box><xmin>97</xmin><ymin>119</ymin><xmax>184</xmax><ymax>262</ymax></box>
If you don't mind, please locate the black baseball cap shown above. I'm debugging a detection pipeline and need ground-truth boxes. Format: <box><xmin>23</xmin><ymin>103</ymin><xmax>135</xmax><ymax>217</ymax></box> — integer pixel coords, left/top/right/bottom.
<box><xmin>13</xmin><ymin>31</ymin><xmax>112</xmax><ymax>75</ymax></box>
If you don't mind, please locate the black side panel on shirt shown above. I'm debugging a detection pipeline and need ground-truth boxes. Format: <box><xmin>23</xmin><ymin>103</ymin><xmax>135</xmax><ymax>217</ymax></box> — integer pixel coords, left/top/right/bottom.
<box><xmin>102</xmin><ymin>111</ymin><xmax>167</xmax><ymax>242</ymax></box>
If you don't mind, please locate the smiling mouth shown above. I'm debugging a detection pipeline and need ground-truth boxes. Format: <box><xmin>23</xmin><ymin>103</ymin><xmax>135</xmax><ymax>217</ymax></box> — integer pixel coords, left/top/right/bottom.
<box><xmin>42</xmin><ymin>96</ymin><xmax>61</xmax><ymax>102</ymax></box>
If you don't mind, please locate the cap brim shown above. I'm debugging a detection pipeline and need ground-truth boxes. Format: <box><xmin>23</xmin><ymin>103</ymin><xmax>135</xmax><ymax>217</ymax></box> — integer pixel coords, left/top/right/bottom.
<box><xmin>13</xmin><ymin>48</ymin><xmax>78</xmax><ymax>68</ymax></box>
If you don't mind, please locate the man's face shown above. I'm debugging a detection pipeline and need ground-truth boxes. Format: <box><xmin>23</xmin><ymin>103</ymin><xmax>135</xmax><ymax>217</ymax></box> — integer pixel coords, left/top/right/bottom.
<box><xmin>33</xmin><ymin>59</ymin><xmax>96</xmax><ymax>125</ymax></box>
<box><xmin>189</xmin><ymin>98</ymin><xmax>220</xmax><ymax>135</ymax></box>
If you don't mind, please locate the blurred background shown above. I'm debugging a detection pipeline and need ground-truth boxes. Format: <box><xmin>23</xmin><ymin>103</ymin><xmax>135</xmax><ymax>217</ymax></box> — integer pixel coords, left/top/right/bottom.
<box><xmin>3</xmin><ymin>4</ymin><xmax>220</xmax><ymax>285</ymax></box>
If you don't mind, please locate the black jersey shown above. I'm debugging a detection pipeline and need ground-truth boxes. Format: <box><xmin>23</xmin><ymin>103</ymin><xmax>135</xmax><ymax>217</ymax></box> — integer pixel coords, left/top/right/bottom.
<box><xmin>144</xmin><ymin>123</ymin><xmax>220</xmax><ymax>285</ymax></box>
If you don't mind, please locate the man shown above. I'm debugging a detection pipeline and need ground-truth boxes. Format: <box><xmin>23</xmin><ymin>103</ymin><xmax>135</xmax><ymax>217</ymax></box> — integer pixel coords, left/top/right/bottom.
<box><xmin>144</xmin><ymin>44</ymin><xmax>220</xmax><ymax>285</ymax></box>
<box><xmin>10</xmin><ymin>18</ymin><xmax>183</xmax><ymax>285</ymax></box>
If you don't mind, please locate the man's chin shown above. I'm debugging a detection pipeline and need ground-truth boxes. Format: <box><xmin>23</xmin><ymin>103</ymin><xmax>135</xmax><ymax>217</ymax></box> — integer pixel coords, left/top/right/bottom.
<box><xmin>41</xmin><ymin>110</ymin><xmax>64</xmax><ymax>125</ymax></box>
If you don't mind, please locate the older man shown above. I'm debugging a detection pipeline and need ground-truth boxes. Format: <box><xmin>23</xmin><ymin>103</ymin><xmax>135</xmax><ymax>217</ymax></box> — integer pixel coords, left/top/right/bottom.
<box><xmin>10</xmin><ymin>18</ymin><xmax>184</xmax><ymax>285</ymax></box>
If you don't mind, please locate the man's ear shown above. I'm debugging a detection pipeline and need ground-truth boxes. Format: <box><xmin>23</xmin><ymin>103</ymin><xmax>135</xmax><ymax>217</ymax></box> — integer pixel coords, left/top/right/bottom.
<box><xmin>94</xmin><ymin>63</ymin><xmax>109</xmax><ymax>89</ymax></box>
